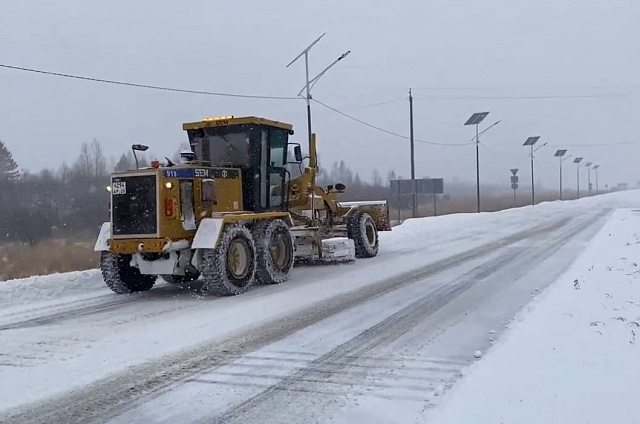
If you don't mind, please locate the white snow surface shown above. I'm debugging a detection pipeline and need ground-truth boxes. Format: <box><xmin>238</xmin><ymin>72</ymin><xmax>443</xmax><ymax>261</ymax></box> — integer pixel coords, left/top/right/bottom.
<box><xmin>429</xmin><ymin>207</ymin><xmax>640</xmax><ymax>424</ymax></box>
<box><xmin>2</xmin><ymin>190</ymin><xmax>640</xmax><ymax>423</ymax></box>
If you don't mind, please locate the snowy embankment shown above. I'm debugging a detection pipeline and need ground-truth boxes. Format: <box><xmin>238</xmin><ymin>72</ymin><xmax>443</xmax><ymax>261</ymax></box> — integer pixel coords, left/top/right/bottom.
<box><xmin>429</xmin><ymin>207</ymin><xmax>640</xmax><ymax>424</ymax></box>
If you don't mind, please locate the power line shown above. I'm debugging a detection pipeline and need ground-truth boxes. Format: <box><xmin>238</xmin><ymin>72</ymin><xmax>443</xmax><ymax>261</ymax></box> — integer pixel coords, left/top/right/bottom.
<box><xmin>479</xmin><ymin>142</ymin><xmax>528</xmax><ymax>160</ymax></box>
<box><xmin>551</xmin><ymin>141</ymin><xmax>640</xmax><ymax>147</ymax></box>
<box><xmin>312</xmin><ymin>98</ymin><xmax>472</xmax><ymax>147</ymax></box>
<box><xmin>0</xmin><ymin>63</ymin><xmax>301</xmax><ymax>100</ymax></box>
<box><xmin>347</xmin><ymin>97</ymin><xmax>406</xmax><ymax>109</ymax></box>
<box><xmin>415</xmin><ymin>93</ymin><xmax>634</xmax><ymax>101</ymax></box>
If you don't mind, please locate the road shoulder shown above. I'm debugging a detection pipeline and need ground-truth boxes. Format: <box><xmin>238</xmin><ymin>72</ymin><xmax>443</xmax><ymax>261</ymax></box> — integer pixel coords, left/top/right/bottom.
<box><xmin>428</xmin><ymin>208</ymin><xmax>640</xmax><ymax>424</ymax></box>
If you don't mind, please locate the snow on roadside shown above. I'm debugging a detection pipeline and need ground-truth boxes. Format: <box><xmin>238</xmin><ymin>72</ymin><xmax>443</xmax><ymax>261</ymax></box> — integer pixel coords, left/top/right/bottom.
<box><xmin>428</xmin><ymin>208</ymin><xmax>640</xmax><ymax>424</ymax></box>
<box><xmin>0</xmin><ymin>270</ymin><xmax>103</xmax><ymax>310</ymax></box>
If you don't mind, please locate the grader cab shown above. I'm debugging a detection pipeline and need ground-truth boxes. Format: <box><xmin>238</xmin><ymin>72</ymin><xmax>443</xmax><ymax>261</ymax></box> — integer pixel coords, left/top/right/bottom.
<box><xmin>95</xmin><ymin>116</ymin><xmax>390</xmax><ymax>296</ymax></box>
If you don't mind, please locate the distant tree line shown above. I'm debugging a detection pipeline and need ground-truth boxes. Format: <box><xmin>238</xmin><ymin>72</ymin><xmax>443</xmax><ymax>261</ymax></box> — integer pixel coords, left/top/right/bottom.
<box><xmin>0</xmin><ymin>139</ymin><xmax>152</xmax><ymax>244</ymax></box>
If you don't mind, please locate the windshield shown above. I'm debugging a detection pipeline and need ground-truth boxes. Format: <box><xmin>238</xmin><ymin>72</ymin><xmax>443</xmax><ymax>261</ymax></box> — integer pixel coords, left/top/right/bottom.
<box><xmin>188</xmin><ymin>129</ymin><xmax>251</xmax><ymax>168</ymax></box>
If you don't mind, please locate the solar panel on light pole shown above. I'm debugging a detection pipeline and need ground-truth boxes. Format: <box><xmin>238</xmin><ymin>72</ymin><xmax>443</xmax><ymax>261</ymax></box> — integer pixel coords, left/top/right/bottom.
<box><xmin>464</xmin><ymin>112</ymin><xmax>490</xmax><ymax>213</ymax></box>
<box><xmin>523</xmin><ymin>137</ymin><xmax>540</xmax><ymax>205</ymax></box>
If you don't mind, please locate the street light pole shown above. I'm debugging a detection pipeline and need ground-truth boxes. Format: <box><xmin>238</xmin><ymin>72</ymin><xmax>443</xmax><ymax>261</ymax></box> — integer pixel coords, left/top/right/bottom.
<box><xmin>574</xmin><ymin>157</ymin><xmax>583</xmax><ymax>199</ymax></box>
<box><xmin>593</xmin><ymin>165</ymin><xmax>600</xmax><ymax>193</ymax></box>
<box><xmin>554</xmin><ymin>150</ymin><xmax>568</xmax><ymax>200</ymax></box>
<box><xmin>585</xmin><ymin>162</ymin><xmax>593</xmax><ymax>195</ymax></box>
<box><xmin>476</xmin><ymin>123</ymin><xmax>480</xmax><ymax>213</ymax></box>
<box><xmin>288</xmin><ymin>33</ymin><xmax>350</xmax><ymax>149</ymax></box>
<box><xmin>464</xmin><ymin>112</ymin><xmax>490</xmax><ymax>213</ymax></box>
<box><xmin>523</xmin><ymin>137</ymin><xmax>541</xmax><ymax>206</ymax></box>
<box><xmin>530</xmin><ymin>145</ymin><xmax>535</xmax><ymax>205</ymax></box>
<box><xmin>288</xmin><ymin>34</ymin><xmax>350</xmax><ymax>235</ymax></box>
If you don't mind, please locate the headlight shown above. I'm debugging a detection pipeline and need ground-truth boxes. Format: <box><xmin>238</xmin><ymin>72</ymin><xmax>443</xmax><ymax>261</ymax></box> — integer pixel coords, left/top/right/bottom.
<box><xmin>165</xmin><ymin>182</ymin><xmax>173</xmax><ymax>189</ymax></box>
<box><xmin>106</xmin><ymin>185</ymin><xmax>112</xmax><ymax>192</ymax></box>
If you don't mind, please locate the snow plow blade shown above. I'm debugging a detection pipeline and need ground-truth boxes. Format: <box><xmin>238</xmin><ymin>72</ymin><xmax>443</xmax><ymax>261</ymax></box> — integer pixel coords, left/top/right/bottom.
<box><xmin>319</xmin><ymin>237</ymin><xmax>356</xmax><ymax>263</ymax></box>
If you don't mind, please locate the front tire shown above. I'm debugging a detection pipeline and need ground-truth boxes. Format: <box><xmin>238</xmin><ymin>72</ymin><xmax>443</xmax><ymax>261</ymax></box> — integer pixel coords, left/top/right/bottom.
<box><xmin>347</xmin><ymin>212</ymin><xmax>379</xmax><ymax>258</ymax></box>
<box><xmin>199</xmin><ymin>224</ymin><xmax>256</xmax><ymax>296</ymax></box>
<box><xmin>253</xmin><ymin>219</ymin><xmax>294</xmax><ymax>284</ymax></box>
<box><xmin>100</xmin><ymin>252</ymin><xmax>156</xmax><ymax>294</ymax></box>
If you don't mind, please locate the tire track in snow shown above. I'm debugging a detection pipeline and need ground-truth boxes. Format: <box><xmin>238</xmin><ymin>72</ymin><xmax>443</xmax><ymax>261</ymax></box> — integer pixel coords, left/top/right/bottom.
<box><xmin>1</xmin><ymin>211</ymin><xmax>606</xmax><ymax>424</ymax></box>
<box><xmin>0</xmin><ymin>284</ymin><xmax>188</xmax><ymax>331</ymax></box>
<box><xmin>209</xmin><ymin>209</ymin><xmax>610</xmax><ymax>424</ymax></box>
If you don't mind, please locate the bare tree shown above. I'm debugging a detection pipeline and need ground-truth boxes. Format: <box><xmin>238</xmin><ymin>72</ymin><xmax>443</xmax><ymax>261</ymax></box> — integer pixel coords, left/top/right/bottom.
<box><xmin>372</xmin><ymin>169</ymin><xmax>383</xmax><ymax>187</ymax></box>
<box><xmin>91</xmin><ymin>139</ymin><xmax>107</xmax><ymax>178</ymax></box>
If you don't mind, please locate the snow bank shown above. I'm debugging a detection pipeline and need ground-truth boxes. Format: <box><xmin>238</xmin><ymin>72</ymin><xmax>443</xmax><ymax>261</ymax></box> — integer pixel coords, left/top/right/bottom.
<box><xmin>429</xmin><ymin>208</ymin><xmax>640</xmax><ymax>424</ymax></box>
<box><xmin>0</xmin><ymin>269</ymin><xmax>103</xmax><ymax>310</ymax></box>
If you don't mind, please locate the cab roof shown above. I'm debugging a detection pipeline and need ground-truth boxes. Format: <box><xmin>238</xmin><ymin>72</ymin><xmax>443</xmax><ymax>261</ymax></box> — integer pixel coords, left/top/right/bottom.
<box><xmin>182</xmin><ymin>116</ymin><xmax>293</xmax><ymax>132</ymax></box>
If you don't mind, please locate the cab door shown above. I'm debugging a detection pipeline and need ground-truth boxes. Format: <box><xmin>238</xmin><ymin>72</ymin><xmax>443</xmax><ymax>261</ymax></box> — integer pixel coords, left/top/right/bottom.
<box><xmin>266</xmin><ymin>128</ymin><xmax>288</xmax><ymax>210</ymax></box>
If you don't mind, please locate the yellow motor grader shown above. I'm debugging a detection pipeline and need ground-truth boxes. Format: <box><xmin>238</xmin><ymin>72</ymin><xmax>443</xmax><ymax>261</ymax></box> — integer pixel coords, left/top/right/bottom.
<box><xmin>95</xmin><ymin>116</ymin><xmax>390</xmax><ymax>296</ymax></box>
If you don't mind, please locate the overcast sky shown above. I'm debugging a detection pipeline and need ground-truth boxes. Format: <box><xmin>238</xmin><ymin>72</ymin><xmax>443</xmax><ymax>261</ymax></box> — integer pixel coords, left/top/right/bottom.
<box><xmin>1</xmin><ymin>0</ymin><xmax>639</xmax><ymax>192</ymax></box>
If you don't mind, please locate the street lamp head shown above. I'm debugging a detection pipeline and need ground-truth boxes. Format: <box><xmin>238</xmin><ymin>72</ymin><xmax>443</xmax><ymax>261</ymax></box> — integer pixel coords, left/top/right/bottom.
<box><xmin>554</xmin><ymin>149</ymin><xmax>567</xmax><ymax>157</ymax></box>
<box><xmin>464</xmin><ymin>112</ymin><xmax>489</xmax><ymax>126</ymax></box>
<box><xmin>523</xmin><ymin>136</ymin><xmax>540</xmax><ymax>146</ymax></box>
<box><xmin>593</xmin><ymin>164</ymin><xmax>600</xmax><ymax>169</ymax></box>
<box><xmin>574</xmin><ymin>157</ymin><xmax>583</xmax><ymax>163</ymax></box>
<box><xmin>585</xmin><ymin>162</ymin><xmax>592</xmax><ymax>167</ymax></box>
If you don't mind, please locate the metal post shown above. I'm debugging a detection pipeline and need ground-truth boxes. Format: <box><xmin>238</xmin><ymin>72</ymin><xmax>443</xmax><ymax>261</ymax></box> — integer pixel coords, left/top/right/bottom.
<box><xmin>304</xmin><ymin>53</ymin><xmax>312</xmax><ymax>147</ymax></box>
<box><xmin>587</xmin><ymin>166</ymin><xmax>592</xmax><ymax>195</ymax></box>
<box><xmin>433</xmin><ymin>192</ymin><xmax>437</xmax><ymax>216</ymax></box>
<box><xmin>559</xmin><ymin>157</ymin><xmax>563</xmax><ymax>200</ymax></box>
<box><xmin>595</xmin><ymin>168</ymin><xmax>599</xmax><ymax>193</ymax></box>
<box><xmin>475</xmin><ymin>123</ymin><xmax>480</xmax><ymax>213</ymax></box>
<box><xmin>513</xmin><ymin>188</ymin><xmax>517</xmax><ymax>206</ymax></box>
<box><xmin>530</xmin><ymin>145</ymin><xmax>535</xmax><ymax>205</ymax></box>
<box><xmin>577</xmin><ymin>163</ymin><xmax>580</xmax><ymax>199</ymax></box>
<box><xmin>409</xmin><ymin>89</ymin><xmax>416</xmax><ymax>218</ymax></box>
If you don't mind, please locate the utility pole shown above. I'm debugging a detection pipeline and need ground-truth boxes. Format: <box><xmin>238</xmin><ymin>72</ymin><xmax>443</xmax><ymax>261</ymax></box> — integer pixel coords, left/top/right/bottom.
<box><xmin>594</xmin><ymin>164</ymin><xmax>600</xmax><ymax>193</ymax></box>
<box><xmin>409</xmin><ymin>89</ymin><xmax>416</xmax><ymax>218</ymax></box>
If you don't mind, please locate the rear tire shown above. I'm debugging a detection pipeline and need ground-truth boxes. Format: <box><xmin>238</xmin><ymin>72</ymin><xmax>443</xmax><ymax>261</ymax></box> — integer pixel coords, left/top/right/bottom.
<box><xmin>253</xmin><ymin>219</ymin><xmax>294</xmax><ymax>284</ymax></box>
<box><xmin>347</xmin><ymin>212</ymin><xmax>379</xmax><ymax>258</ymax></box>
<box><xmin>100</xmin><ymin>252</ymin><xmax>156</xmax><ymax>294</ymax></box>
<box><xmin>199</xmin><ymin>224</ymin><xmax>256</xmax><ymax>296</ymax></box>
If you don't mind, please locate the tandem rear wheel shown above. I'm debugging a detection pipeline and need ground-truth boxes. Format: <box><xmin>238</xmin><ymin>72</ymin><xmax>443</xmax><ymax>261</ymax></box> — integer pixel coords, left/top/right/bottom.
<box><xmin>198</xmin><ymin>220</ymin><xmax>295</xmax><ymax>295</ymax></box>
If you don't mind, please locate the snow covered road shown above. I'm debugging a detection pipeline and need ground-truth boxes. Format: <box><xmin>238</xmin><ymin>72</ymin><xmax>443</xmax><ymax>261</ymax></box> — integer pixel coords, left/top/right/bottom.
<box><xmin>1</xmin><ymin>192</ymin><xmax>639</xmax><ymax>423</ymax></box>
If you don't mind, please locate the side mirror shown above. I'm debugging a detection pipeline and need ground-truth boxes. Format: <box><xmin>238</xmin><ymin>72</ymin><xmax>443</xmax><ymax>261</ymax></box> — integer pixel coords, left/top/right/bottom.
<box><xmin>335</xmin><ymin>183</ymin><xmax>346</xmax><ymax>191</ymax></box>
<box><xmin>294</xmin><ymin>145</ymin><xmax>303</xmax><ymax>162</ymax></box>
